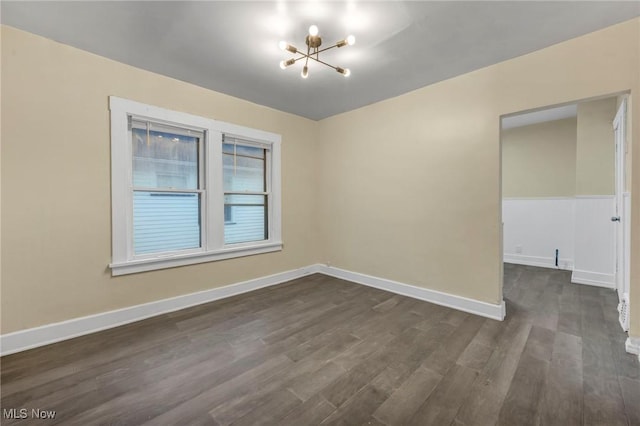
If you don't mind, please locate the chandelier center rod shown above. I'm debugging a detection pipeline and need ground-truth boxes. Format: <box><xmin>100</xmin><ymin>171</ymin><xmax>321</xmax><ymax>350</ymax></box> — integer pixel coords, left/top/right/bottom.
<box><xmin>306</xmin><ymin>35</ymin><xmax>322</xmax><ymax>49</ymax></box>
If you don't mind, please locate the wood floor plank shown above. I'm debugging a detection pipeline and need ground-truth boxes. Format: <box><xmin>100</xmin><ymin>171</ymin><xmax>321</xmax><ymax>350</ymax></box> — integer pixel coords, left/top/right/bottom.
<box><xmin>497</xmin><ymin>326</ymin><xmax>555</xmax><ymax>426</ymax></box>
<box><xmin>133</xmin><ymin>356</ymin><xmax>291</xmax><ymax>425</ymax></box>
<box><xmin>457</xmin><ymin>340</ymin><xmax>494</xmax><ymax>372</ymax></box>
<box><xmin>372</xmin><ymin>295</ymin><xmax>402</xmax><ymax>313</ymax></box>
<box><xmin>261</xmin><ymin>300</ymin><xmax>370</xmax><ymax>346</ymax></box>
<box><xmin>453</xmin><ymin>319</ymin><xmax>532</xmax><ymax>426</ymax></box>
<box><xmin>3</xmin><ymin>337</ymin><xmax>237</xmax><ymax>424</ymax></box>
<box><xmin>361</xmin><ymin>417</ymin><xmax>387</xmax><ymax>426</ymax></box>
<box><xmin>320</xmin><ymin>385</ymin><xmax>388</xmax><ymax>426</ymax></box>
<box><xmin>216</xmin><ymin>388</ymin><xmax>301</xmax><ymax>426</ymax></box>
<box><xmin>619</xmin><ymin>377</ymin><xmax>640</xmax><ymax>425</ymax></box>
<box><xmin>372</xmin><ymin>367</ymin><xmax>442</xmax><ymax>425</ymax></box>
<box><xmin>539</xmin><ymin>331</ymin><xmax>583</xmax><ymax>426</ymax></box>
<box><xmin>521</xmin><ymin>325</ymin><xmax>555</xmax><ymax>362</ymax></box>
<box><xmin>287</xmin><ymin>361</ymin><xmax>347</xmax><ymax>401</ymax></box>
<box><xmin>329</xmin><ymin>332</ymin><xmax>397</xmax><ymax>372</ymax></box>
<box><xmin>278</xmin><ymin>394</ymin><xmax>336</xmax><ymax>426</ymax></box>
<box><xmin>82</xmin><ymin>353</ymin><xmax>293</xmax><ymax>425</ymax></box>
<box><xmin>320</xmin><ymin>345</ymin><xmax>397</xmax><ymax>408</ymax></box>
<box><xmin>204</xmin><ymin>334</ymin><xmax>361</xmax><ymax>424</ymax></box>
<box><xmin>350</xmin><ymin>300</ymin><xmax>424</xmax><ymax>340</ymax></box>
<box><xmin>405</xmin><ymin>363</ymin><xmax>479</xmax><ymax>426</ymax></box>
<box><xmin>497</xmin><ymin>353</ymin><xmax>549</xmax><ymax>426</ymax></box>
<box><xmin>580</xmin><ymin>288</ymin><xmax>629</xmax><ymax>426</ymax></box>
<box><xmin>321</xmin><ymin>322</ymin><xmax>449</xmax><ymax>410</ymax></box>
<box><xmin>420</xmin><ymin>315</ymin><xmax>485</xmax><ymax>376</ymax></box>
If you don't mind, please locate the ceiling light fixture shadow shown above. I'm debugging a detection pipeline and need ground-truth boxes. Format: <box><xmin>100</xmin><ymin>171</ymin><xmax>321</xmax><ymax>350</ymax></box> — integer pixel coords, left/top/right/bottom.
<box><xmin>279</xmin><ymin>25</ymin><xmax>355</xmax><ymax>79</ymax></box>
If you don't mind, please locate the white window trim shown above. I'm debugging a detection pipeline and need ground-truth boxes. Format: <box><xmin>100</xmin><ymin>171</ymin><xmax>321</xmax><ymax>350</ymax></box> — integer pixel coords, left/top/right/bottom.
<box><xmin>109</xmin><ymin>97</ymin><xmax>282</xmax><ymax>276</ymax></box>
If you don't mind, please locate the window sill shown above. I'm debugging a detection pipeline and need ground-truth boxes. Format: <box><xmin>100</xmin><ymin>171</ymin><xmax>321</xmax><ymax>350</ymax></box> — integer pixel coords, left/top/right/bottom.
<box><xmin>110</xmin><ymin>242</ymin><xmax>283</xmax><ymax>276</ymax></box>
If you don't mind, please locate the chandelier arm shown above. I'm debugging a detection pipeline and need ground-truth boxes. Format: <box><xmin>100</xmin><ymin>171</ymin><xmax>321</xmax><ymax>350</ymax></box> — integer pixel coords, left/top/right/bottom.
<box><xmin>314</xmin><ymin>43</ymin><xmax>342</xmax><ymax>55</ymax></box>
<box><xmin>307</xmin><ymin>56</ymin><xmax>340</xmax><ymax>71</ymax></box>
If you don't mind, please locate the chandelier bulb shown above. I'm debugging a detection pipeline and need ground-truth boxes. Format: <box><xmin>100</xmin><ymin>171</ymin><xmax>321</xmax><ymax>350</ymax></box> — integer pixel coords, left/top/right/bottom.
<box><xmin>278</xmin><ymin>40</ymin><xmax>287</xmax><ymax>51</ymax></box>
<box><xmin>280</xmin><ymin>58</ymin><xmax>296</xmax><ymax>70</ymax></box>
<box><xmin>336</xmin><ymin>67</ymin><xmax>351</xmax><ymax>77</ymax></box>
<box><xmin>309</xmin><ymin>25</ymin><xmax>319</xmax><ymax>37</ymax></box>
<box><xmin>301</xmin><ymin>66</ymin><xmax>309</xmax><ymax>79</ymax></box>
<box><xmin>346</xmin><ymin>35</ymin><xmax>356</xmax><ymax>46</ymax></box>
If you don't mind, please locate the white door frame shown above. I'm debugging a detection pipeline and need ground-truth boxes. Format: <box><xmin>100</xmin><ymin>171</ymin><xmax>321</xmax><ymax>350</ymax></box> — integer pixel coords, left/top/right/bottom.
<box><xmin>613</xmin><ymin>98</ymin><xmax>630</xmax><ymax>331</ymax></box>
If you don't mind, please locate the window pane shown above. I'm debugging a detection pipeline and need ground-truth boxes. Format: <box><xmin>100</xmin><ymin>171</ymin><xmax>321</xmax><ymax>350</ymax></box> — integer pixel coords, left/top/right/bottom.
<box><xmin>224</xmin><ymin>194</ymin><xmax>267</xmax><ymax>244</ymax></box>
<box><xmin>133</xmin><ymin>128</ymin><xmax>199</xmax><ymax>190</ymax></box>
<box><xmin>223</xmin><ymin>152</ymin><xmax>265</xmax><ymax>192</ymax></box>
<box><xmin>223</xmin><ymin>143</ymin><xmax>265</xmax><ymax>159</ymax></box>
<box><xmin>133</xmin><ymin>191</ymin><xmax>201</xmax><ymax>254</ymax></box>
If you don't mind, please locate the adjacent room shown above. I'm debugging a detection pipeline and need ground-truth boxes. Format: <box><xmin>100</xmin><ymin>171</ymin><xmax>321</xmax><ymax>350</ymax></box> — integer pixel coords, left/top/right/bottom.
<box><xmin>502</xmin><ymin>95</ymin><xmax>631</xmax><ymax>323</ymax></box>
<box><xmin>1</xmin><ymin>2</ymin><xmax>639</xmax><ymax>425</ymax></box>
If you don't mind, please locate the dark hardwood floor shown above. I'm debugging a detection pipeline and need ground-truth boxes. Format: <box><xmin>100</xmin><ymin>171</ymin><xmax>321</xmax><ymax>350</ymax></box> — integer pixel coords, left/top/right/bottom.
<box><xmin>1</xmin><ymin>264</ymin><xmax>638</xmax><ymax>425</ymax></box>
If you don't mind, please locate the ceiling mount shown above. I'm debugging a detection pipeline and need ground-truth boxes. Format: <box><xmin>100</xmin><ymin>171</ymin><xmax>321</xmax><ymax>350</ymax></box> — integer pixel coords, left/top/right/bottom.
<box><xmin>279</xmin><ymin>25</ymin><xmax>355</xmax><ymax>79</ymax></box>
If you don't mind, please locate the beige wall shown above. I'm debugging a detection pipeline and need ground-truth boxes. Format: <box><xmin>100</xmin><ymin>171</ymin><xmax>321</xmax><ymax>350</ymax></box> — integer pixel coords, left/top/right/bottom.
<box><xmin>317</xmin><ymin>18</ymin><xmax>640</xmax><ymax>338</ymax></box>
<box><xmin>1</xmin><ymin>26</ymin><xmax>320</xmax><ymax>333</ymax></box>
<box><xmin>2</xmin><ymin>18</ymin><xmax>640</xmax><ymax>339</ymax></box>
<box><xmin>502</xmin><ymin>118</ymin><xmax>577</xmax><ymax>198</ymax></box>
<box><xmin>503</xmin><ymin>96</ymin><xmax>618</xmax><ymax>199</ymax></box>
<box><xmin>576</xmin><ymin>98</ymin><xmax>617</xmax><ymax>195</ymax></box>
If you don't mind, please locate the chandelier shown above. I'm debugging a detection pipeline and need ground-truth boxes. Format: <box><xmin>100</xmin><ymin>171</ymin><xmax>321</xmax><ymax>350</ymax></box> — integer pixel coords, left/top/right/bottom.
<box><xmin>278</xmin><ymin>25</ymin><xmax>355</xmax><ymax>79</ymax></box>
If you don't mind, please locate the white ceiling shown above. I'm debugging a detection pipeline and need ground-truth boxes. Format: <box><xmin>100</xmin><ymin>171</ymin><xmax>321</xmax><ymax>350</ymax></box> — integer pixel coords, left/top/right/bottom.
<box><xmin>2</xmin><ymin>1</ymin><xmax>639</xmax><ymax>120</ymax></box>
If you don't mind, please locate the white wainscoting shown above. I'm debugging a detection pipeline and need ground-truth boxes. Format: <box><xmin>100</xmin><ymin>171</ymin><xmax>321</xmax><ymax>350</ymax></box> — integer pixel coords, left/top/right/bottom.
<box><xmin>572</xmin><ymin>196</ymin><xmax>615</xmax><ymax>288</ymax></box>
<box><xmin>503</xmin><ymin>196</ymin><xmax>615</xmax><ymax>288</ymax></box>
<box><xmin>502</xmin><ymin>197</ymin><xmax>575</xmax><ymax>270</ymax></box>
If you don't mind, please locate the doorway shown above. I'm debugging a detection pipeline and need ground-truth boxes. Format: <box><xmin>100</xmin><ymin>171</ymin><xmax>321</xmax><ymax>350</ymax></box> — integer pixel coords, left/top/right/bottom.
<box><xmin>500</xmin><ymin>93</ymin><xmax>631</xmax><ymax>332</ymax></box>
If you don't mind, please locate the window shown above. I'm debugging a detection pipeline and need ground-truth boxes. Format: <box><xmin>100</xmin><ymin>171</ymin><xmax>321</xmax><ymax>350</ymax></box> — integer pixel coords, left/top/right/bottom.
<box><xmin>223</xmin><ymin>139</ymin><xmax>268</xmax><ymax>244</ymax></box>
<box><xmin>109</xmin><ymin>97</ymin><xmax>282</xmax><ymax>275</ymax></box>
<box><xmin>131</xmin><ymin>122</ymin><xmax>203</xmax><ymax>255</ymax></box>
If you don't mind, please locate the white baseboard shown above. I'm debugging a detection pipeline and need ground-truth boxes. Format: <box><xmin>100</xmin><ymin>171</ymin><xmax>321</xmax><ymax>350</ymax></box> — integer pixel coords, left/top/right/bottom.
<box><xmin>504</xmin><ymin>254</ymin><xmax>573</xmax><ymax>271</ymax></box>
<box><xmin>571</xmin><ymin>269</ymin><xmax>615</xmax><ymax>289</ymax></box>
<box><xmin>625</xmin><ymin>337</ymin><xmax>640</xmax><ymax>361</ymax></box>
<box><xmin>317</xmin><ymin>265</ymin><xmax>505</xmax><ymax>321</ymax></box>
<box><xmin>504</xmin><ymin>256</ymin><xmax>615</xmax><ymax>290</ymax></box>
<box><xmin>0</xmin><ymin>265</ymin><xmax>318</xmax><ymax>356</ymax></box>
